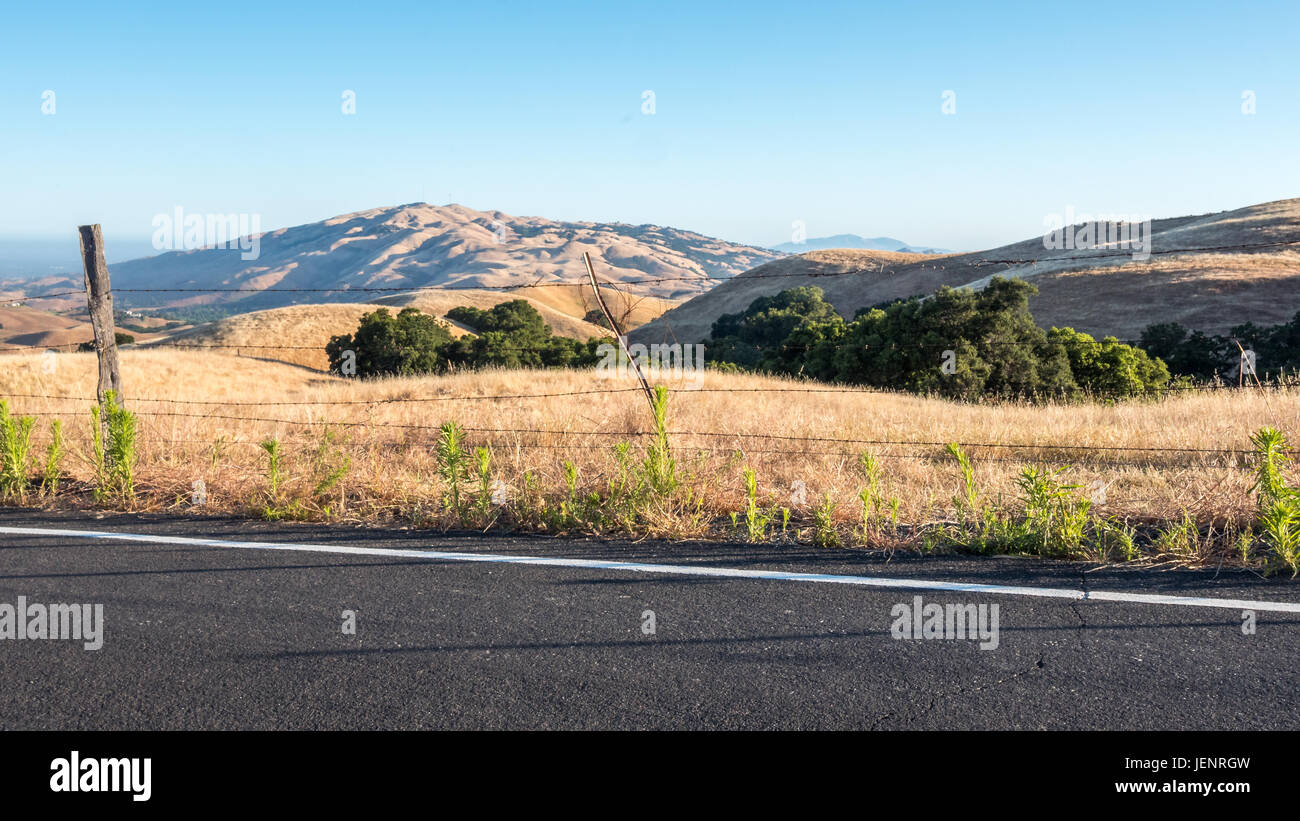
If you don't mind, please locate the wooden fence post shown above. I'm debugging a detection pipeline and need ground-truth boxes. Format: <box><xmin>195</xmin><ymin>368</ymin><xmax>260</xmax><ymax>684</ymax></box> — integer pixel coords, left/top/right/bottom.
<box><xmin>584</xmin><ymin>252</ymin><xmax>655</xmax><ymax>414</ymax></box>
<box><xmin>78</xmin><ymin>224</ymin><xmax>123</xmax><ymax>408</ymax></box>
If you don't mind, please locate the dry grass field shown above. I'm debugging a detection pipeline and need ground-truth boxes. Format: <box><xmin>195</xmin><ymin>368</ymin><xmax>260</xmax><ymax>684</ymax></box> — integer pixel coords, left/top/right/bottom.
<box><xmin>2</xmin><ymin>348</ymin><xmax>1297</xmax><ymax>568</ymax></box>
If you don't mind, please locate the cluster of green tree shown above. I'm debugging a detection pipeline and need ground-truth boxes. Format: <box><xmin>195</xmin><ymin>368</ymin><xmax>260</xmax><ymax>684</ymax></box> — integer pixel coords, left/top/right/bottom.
<box><xmin>1139</xmin><ymin>312</ymin><xmax>1300</xmax><ymax>381</ymax></box>
<box><xmin>78</xmin><ymin>332</ymin><xmax>135</xmax><ymax>351</ymax></box>
<box><xmin>150</xmin><ymin>305</ymin><xmax>238</xmax><ymax>324</ymax></box>
<box><xmin>443</xmin><ymin>302</ymin><xmax>606</xmax><ymax>369</ymax></box>
<box><xmin>704</xmin><ymin>279</ymin><xmax>1170</xmax><ymax>400</ymax></box>
<box><xmin>326</xmin><ymin>301</ymin><xmax>607</xmax><ymax>378</ymax></box>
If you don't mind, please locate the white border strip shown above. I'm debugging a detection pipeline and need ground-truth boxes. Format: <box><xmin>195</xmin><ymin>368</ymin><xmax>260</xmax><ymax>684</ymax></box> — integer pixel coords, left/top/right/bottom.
<box><xmin>3</xmin><ymin>525</ymin><xmax>1299</xmax><ymax>613</ymax></box>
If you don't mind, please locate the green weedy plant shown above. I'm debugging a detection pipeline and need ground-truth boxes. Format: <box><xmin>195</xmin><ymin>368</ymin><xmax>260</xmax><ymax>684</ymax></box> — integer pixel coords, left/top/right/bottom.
<box><xmin>309</xmin><ymin>428</ymin><xmax>351</xmax><ymax>516</ymax></box>
<box><xmin>91</xmin><ymin>391</ymin><xmax>138</xmax><ymax>504</ymax></box>
<box><xmin>0</xmin><ymin>401</ymin><xmax>37</xmax><ymax>503</ymax></box>
<box><xmin>1153</xmin><ymin>511</ymin><xmax>1203</xmax><ymax>561</ymax></box>
<box><xmin>210</xmin><ymin>435</ymin><xmax>228</xmax><ymax>470</ymax></box>
<box><xmin>812</xmin><ymin>492</ymin><xmax>840</xmax><ymax>548</ymax></box>
<box><xmin>1236</xmin><ymin>529</ymin><xmax>1255</xmax><ymax>565</ymax></box>
<box><xmin>855</xmin><ymin>451</ymin><xmax>883</xmax><ymax>539</ymax></box>
<box><xmin>946</xmin><ymin>443</ymin><xmax>979</xmax><ymax>520</ymax></box>
<box><xmin>559</xmin><ymin>460</ymin><xmax>581</xmax><ymax>529</ymax></box>
<box><xmin>641</xmin><ymin>385</ymin><xmax>677</xmax><ymax>494</ymax></box>
<box><xmin>552</xmin><ymin>460</ymin><xmax>603</xmax><ymax>531</ymax></box>
<box><xmin>257</xmin><ymin>437</ymin><xmax>290</xmax><ymax>520</ymax></box>
<box><xmin>1257</xmin><ymin>503</ymin><xmax>1299</xmax><ymax>573</ymax></box>
<box><xmin>610</xmin><ymin>441</ymin><xmax>634</xmax><ymax>494</ymax></box>
<box><xmin>1250</xmin><ymin>427</ymin><xmax>1300</xmax><ymax>574</ymax></box>
<box><xmin>436</xmin><ymin>421</ymin><xmax>470</xmax><ymax>523</ymax></box>
<box><xmin>604</xmin><ymin>442</ymin><xmax>641</xmax><ymax>528</ymax></box>
<box><xmin>90</xmin><ymin>405</ymin><xmax>105</xmax><ymax>493</ymax></box>
<box><xmin>731</xmin><ymin>467</ymin><xmax>776</xmax><ymax>542</ymax></box>
<box><xmin>472</xmin><ymin>446</ymin><xmax>495</xmax><ymax>525</ymax></box>
<box><xmin>1093</xmin><ymin>516</ymin><xmax>1138</xmax><ymax>562</ymax></box>
<box><xmin>1250</xmin><ymin>427</ymin><xmax>1291</xmax><ymax>502</ymax></box>
<box><xmin>1014</xmin><ymin>466</ymin><xmax>1092</xmax><ymax>557</ymax></box>
<box><xmin>41</xmin><ymin>419</ymin><xmax>63</xmax><ymax>498</ymax></box>
<box><xmin>941</xmin><ymin>442</ymin><xmax>1004</xmax><ymax>553</ymax></box>
<box><xmin>855</xmin><ymin>486</ymin><xmax>874</xmax><ymax>541</ymax></box>
<box><xmin>886</xmin><ymin>496</ymin><xmax>902</xmax><ymax>533</ymax></box>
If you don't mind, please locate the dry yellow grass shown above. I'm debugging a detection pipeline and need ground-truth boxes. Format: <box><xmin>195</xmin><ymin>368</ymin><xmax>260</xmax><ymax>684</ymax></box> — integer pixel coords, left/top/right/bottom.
<box><xmin>3</xmin><ymin>349</ymin><xmax>1298</xmax><ymax>561</ymax></box>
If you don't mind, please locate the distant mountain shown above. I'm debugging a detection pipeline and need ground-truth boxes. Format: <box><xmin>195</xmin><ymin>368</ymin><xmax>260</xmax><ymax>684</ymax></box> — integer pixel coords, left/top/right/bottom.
<box><xmin>633</xmin><ymin>198</ymin><xmax>1300</xmax><ymax>345</ymax></box>
<box><xmin>102</xmin><ymin>203</ymin><xmax>783</xmax><ymax>311</ymax></box>
<box><xmin>771</xmin><ymin>234</ymin><xmax>949</xmax><ymax>254</ymax></box>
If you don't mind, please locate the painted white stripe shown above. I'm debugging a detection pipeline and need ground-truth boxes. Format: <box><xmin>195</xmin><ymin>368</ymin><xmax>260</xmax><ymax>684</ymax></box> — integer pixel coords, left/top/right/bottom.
<box><xmin>2</xmin><ymin>525</ymin><xmax>1298</xmax><ymax>613</ymax></box>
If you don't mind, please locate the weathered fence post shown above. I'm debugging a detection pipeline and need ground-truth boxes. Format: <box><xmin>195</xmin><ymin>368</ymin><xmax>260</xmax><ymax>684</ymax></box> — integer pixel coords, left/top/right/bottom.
<box><xmin>583</xmin><ymin>251</ymin><xmax>655</xmax><ymax>414</ymax></box>
<box><xmin>78</xmin><ymin>224</ymin><xmax>123</xmax><ymax>410</ymax></box>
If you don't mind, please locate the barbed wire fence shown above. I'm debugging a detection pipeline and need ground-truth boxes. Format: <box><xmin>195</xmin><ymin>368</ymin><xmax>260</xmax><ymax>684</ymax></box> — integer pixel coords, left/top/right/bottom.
<box><xmin>1</xmin><ymin>230</ymin><xmax>1297</xmax><ymax>482</ymax></box>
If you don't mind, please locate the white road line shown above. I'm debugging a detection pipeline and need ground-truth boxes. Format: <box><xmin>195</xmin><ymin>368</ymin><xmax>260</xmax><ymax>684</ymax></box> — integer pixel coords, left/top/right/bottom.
<box><xmin>2</xmin><ymin>525</ymin><xmax>1299</xmax><ymax>613</ymax></box>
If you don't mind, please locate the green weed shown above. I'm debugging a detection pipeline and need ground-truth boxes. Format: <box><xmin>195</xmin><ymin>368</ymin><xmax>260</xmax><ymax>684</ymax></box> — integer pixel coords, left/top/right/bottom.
<box><xmin>437</xmin><ymin>421</ymin><xmax>470</xmax><ymax>523</ymax></box>
<box><xmin>812</xmin><ymin>492</ymin><xmax>840</xmax><ymax>548</ymax></box>
<box><xmin>641</xmin><ymin>385</ymin><xmax>677</xmax><ymax>494</ymax></box>
<box><xmin>731</xmin><ymin>466</ymin><xmax>783</xmax><ymax>543</ymax></box>
<box><xmin>90</xmin><ymin>391</ymin><xmax>137</xmax><ymax>504</ymax></box>
<box><xmin>0</xmin><ymin>401</ymin><xmax>36</xmax><ymax>503</ymax></box>
<box><xmin>1248</xmin><ymin>428</ymin><xmax>1300</xmax><ymax>574</ymax></box>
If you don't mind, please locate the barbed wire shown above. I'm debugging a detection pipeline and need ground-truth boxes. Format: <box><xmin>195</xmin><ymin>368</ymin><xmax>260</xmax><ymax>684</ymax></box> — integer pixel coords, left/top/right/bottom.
<box><xmin>2</xmin><ymin>237</ymin><xmax>1291</xmax><ymax>504</ymax></box>
<box><xmin>17</xmin><ymin>428</ymin><xmax>1250</xmax><ymax>470</ymax></box>
<box><xmin>3</xmin><ymin>373</ymin><xmax>1295</xmax><ymax>411</ymax></box>
<box><xmin>2</xmin><ymin>400</ymin><xmax>1282</xmax><ymax>459</ymax></box>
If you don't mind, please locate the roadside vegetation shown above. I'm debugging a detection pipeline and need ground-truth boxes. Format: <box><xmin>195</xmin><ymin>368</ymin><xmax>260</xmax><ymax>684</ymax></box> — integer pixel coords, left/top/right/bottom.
<box><xmin>2</xmin><ymin>348</ymin><xmax>1299</xmax><ymax>574</ymax></box>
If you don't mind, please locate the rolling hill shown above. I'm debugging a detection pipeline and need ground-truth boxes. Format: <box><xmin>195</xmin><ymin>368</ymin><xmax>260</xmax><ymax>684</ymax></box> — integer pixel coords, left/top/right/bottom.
<box><xmin>0</xmin><ymin>305</ymin><xmax>94</xmax><ymax>350</ymax></box>
<box><xmin>633</xmin><ymin>199</ymin><xmax>1300</xmax><ymax>345</ymax></box>
<box><xmin>102</xmin><ymin>203</ymin><xmax>782</xmax><ymax>312</ymax></box>
<box><xmin>0</xmin><ymin>304</ymin><xmax>174</xmax><ymax>352</ymax></box>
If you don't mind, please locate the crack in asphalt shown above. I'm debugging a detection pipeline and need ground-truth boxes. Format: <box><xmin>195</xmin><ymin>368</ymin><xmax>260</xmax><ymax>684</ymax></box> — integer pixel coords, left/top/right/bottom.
<box><xmin>872</xmin><ymin>651</ymin><xmax>1048</xmax><ymax>729</ymax></box>
<box><xmin>1068</xmin><ymin>570</ymin><xmax>1091</xmax><ymax>638</ymax></box>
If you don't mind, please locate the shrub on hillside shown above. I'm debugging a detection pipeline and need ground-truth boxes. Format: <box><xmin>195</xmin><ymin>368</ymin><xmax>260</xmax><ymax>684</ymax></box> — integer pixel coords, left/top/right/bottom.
<box><xmin>77</xmin><ymin>332</ymin><xmax>135</xmax><ymax>352</ymax></box>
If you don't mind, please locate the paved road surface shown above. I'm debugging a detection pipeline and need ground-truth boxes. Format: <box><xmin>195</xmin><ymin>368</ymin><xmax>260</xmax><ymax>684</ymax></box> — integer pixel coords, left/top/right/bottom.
<box><xmin>1</xmin><ymin>510</ymin><xmax>1296</xmax><ymax>730</ymax></box>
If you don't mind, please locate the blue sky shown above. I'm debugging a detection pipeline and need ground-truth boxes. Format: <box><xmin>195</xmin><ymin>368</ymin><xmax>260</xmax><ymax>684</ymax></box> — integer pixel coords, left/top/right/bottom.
<box><xmin>2</xmin><ymin>0</ymin><xmax>1297</xmax><ymax>256</ymax></box>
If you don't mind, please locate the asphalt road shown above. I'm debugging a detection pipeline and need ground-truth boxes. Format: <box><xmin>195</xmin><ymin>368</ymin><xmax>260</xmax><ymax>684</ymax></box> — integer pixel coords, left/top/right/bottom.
<box><xmin>1</xmin><ymin>509</ymin><xmax>1297</xmax><ymax>730</ymax></box>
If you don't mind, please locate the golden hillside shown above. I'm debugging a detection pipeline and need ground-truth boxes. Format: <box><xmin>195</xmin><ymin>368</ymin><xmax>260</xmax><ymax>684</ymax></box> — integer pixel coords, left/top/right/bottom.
<box><xmin>633</xmin><ymin>199</ymin><xmax>1300</xmax><ymax>344</ymax></box>
<box><xmin>0</xmin><ymin>304</ymin><xmax>174</xmax><ymax>351</ymax></box>
<box><xmin>501</xmin><ymin>284</ymin><xmax>683</xmax><ymax>331</ymax></box>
